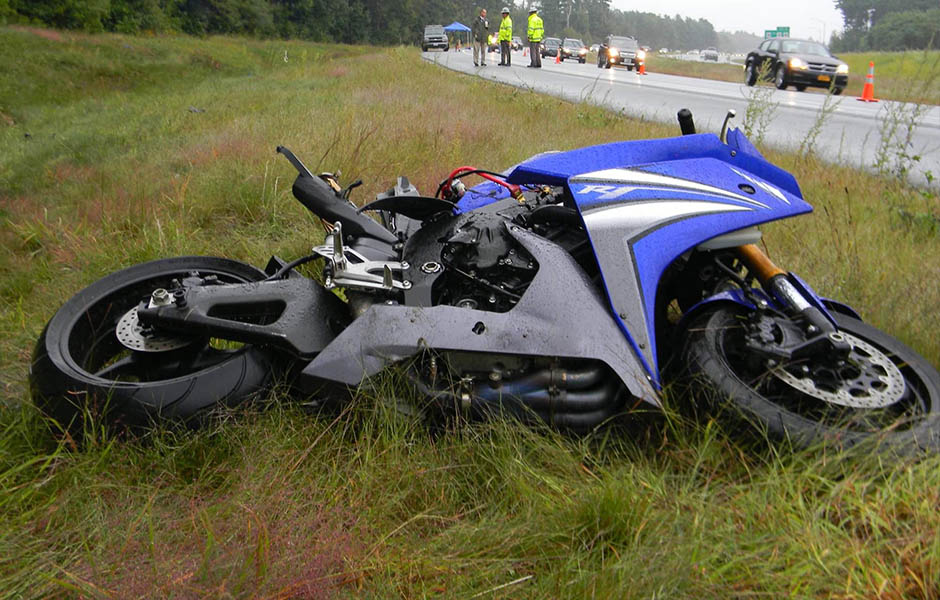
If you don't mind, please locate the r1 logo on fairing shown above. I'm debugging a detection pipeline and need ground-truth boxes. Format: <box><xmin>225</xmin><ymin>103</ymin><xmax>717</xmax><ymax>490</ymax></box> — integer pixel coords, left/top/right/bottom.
<box><xmin>577</xmin><ymin>185</ymin><xmax>637</xmax><ymax>199</ymax></box>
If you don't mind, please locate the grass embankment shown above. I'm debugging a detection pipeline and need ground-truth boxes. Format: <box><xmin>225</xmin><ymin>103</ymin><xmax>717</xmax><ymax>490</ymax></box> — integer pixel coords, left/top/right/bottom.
<box><xmin>648</xmin><ymin>50</ymin><xmax>940</xmax><ymax>105</ymax></box>
<box><xmin>2</xmin><ymin>27</ymin><xmax>939</xmax><ymax>598</ymax></box>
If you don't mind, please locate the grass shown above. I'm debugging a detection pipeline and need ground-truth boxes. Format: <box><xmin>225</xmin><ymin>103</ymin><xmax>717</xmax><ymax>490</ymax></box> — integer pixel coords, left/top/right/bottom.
<box><xmin>1</xmin><ymin>26</ymin><xmax>939</xmax><ymax>598</ymax></box>
<box><xmin>647</xmin><ymin>50</ymin><xmax>940</xmax><ymax>105</ymax></box>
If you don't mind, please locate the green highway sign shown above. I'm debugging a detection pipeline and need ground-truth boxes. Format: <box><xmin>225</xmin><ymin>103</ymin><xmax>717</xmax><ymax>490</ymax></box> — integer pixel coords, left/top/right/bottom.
<box><xmin>764</xmin><ymin>27</ymin><xmax>790</xmax><ymax>38</ymax></box>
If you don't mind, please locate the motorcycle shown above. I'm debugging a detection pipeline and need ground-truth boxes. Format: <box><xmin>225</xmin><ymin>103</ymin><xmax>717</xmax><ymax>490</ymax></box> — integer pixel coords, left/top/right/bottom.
<box><xmin>31</xmin><ymin>109</ymin><xmax>940</xmax><ymax>451</ymax></box>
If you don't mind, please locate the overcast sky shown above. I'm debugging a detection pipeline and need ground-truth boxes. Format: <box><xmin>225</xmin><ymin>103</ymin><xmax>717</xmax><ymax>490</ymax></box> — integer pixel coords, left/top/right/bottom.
<box><xmin>610</xmin><ymin>0</ymin><xmax>845</xmax><ymax>42</ymax></box>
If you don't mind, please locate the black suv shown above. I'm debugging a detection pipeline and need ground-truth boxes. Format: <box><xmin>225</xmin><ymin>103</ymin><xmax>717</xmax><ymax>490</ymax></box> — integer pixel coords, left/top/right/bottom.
<box><xmin>422</xmin><ymin>25</ymin><xmax>449</xmax><ymax>52</ymax></box>
<box><xmin>745</xmin><ymin>38</ymin><xmax>848</xmax><ymax>94</ymax></box>
<box><xmin>560</xmin><ymin>38</ymin><xmax>587</xmax><ymax>63</ymax></box>
<box><xmin>597</xmin><ymin>35</ymin><xmax>640</xmax><ymax>70</ymax></box>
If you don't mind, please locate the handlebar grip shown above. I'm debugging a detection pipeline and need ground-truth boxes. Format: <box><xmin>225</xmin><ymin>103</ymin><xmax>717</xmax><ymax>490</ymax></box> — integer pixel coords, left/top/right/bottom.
<box><xmin>677</xmin><ymin>109</ymin><xmax>696</xmax><ymax>136</ymax></box>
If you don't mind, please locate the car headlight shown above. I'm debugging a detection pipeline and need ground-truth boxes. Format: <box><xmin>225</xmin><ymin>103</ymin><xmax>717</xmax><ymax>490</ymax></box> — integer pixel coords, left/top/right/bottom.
<box><xmin>579</xmin><ymin>49</ymin><xmax>586</xmax><ymax>55</ymax></box>
<box><xmin>836</xmin><ymin>64</ymin><xmax>849</xmax><ymax>74</ymax></box>
<box><xmin>636</xmin><ymin>50</ymin><xmax>646</xmax><ymax>60</ymax></box>
<box><xmin>609</xmin><ymin>47</ymin><xmax>619</xmax><ymax>56</ymax></box>
<box><xmin>789</xmin><ymin>57</ymin><xmax>808</xmax><ymax>70</ymax></box>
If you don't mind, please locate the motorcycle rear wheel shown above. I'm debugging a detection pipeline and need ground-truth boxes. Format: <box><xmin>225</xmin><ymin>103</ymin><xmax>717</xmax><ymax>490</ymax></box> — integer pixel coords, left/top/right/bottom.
<box><xmin>678</xmin><ymin>306</ymin><xmax>940</xmax><ymax>452</ymax></box>
<box><xmin>31</xmin><ymin>256</ymin><xmax>274</xmax><ymax>435</ymax></box>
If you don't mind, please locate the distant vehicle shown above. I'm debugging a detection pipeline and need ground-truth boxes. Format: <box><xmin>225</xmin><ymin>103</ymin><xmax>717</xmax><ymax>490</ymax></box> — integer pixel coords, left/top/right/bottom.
<box><xmin>597</xmin><ymin>35</ymin><xmax>643</xmax><ymax>70</ymax></box>
<box><xmin>511</xmin><ymin>36</ymin><xmax>523</xmax><ymax>51</ymax></box>
<box><xmin>422</xmin><ymin>25</ymin><xmax>449</xmax><ymax>52</ymax></box>
<box><xmin>560</xmin><ymin>38</ymin><xmax>588</xmax><ymax>63</ymax></box>
<box><xmin>745</xmin><ymin>37</ymin><xmax>848</xmax><ymax>94</ymax></box>
<box><xmin>589</xmin><ymin>44</ymin><xmax>600</xmax><ymax>53</ymax></box>
<box><xmin>659</xmin><ymin>47</ymin><xmax>669</xmax><ymax>54</ymax></box>
<box><xmin>540</xmin><ymin>37</ymin><xmax>562</xmax><ymax>58</ymax></box>
<box><xmin>703</xmin><ymin>47</ymin><xmax>719</xmax><ymax>61</ymax></box>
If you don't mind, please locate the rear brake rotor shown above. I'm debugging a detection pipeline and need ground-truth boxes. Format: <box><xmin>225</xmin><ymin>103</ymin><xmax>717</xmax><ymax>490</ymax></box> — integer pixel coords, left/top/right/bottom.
<box><xmin>772</xmin><ymin>331</ymin><xmax>905</xmax><ymax>408</ymax></box>
<box><xmin>115</xmin><ymin>306</ymin><xmax>195</xmax><ymax>352</ymax></box>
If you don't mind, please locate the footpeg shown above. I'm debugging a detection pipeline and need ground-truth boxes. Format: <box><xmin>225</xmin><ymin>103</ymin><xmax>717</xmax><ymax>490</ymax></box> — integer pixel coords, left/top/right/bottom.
<box><xmin>313</xmin><ymin>222</ymin><xmax>410</xmax><ymax>291</ymax></box>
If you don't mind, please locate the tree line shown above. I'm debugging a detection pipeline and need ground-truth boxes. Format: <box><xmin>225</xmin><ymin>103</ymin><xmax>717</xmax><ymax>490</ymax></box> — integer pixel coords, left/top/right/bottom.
<box><xmin>1</xmin><ymin>0</ymin><xmax>721</xmax><ymax>50</ymax></box>
<box><xmin>832</xmin><ymin>0</ymin><xmax>940</xmax><ymax>51</ymax></box>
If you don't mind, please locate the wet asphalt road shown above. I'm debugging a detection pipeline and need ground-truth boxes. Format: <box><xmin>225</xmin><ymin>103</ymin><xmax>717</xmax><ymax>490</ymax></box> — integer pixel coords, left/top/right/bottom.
<box><xmin>423</xmin><ymin>49</ymin><xmax>940</xmax><ymax>186</ymax></box>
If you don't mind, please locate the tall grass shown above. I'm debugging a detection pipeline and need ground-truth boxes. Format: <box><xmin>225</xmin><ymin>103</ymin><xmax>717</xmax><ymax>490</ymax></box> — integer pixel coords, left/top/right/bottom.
<box><xmin>1</xmin><ymin>27</ymin><xmax>939</xmax><ymax>597</ymax></box>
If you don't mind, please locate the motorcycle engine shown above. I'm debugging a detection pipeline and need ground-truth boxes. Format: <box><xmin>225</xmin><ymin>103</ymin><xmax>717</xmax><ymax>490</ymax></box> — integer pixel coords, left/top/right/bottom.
<box><xmin>434</xmin><ymin>211</ymin><xmax>537</xmax><ymax>313</ymax></box>
<box><xmin>401</xmin><ymin>188</ymin><xmax>595</xmax><ymax>312</ymax></box>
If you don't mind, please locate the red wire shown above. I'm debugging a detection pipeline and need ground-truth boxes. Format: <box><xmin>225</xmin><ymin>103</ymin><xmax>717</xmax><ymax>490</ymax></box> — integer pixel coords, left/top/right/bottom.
<box><xmin>441</xmin><ymin>166</ymin><xmax>520</xmax><ymax>198</ymax></box>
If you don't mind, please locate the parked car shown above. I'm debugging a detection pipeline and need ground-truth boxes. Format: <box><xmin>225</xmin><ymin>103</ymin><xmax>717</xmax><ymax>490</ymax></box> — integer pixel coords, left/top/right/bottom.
<box><xmin>540</xmin><ymin>37</ymin><xmax>562</xmax><ymax>58</ymax></box>
<box><xmin>597</xmin><ymin>35</ymin><xmax>642</xmax><ymax>70</ymax></box>
<box><xmin>511</xmin><ymin>36</ymin><xmax>523</xmax><ymax>51</ymax></box>
<box><xmin>745</xmin><ymin>37</ymin><xmax>848</xmax><ymax>94</ymax></box>
<box><xmin>422</xmin><ymin>24</ymin><xmax>449</xmax><ymax>52</ymax></box>
<box><xmin>703</xmin><ymin>47</ymin><xmax>719</xmax><ymax>61</ymax></box>
<box><xmin>560</xmin><ymin>38</ymin><xmax>588</xmax><ymax>63</ymax></box>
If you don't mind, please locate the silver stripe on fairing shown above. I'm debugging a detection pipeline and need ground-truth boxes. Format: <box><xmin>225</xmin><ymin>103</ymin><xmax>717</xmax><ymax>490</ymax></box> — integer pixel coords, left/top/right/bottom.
<box><xmin>571</xmin><ymin>168</ymin><xmax>768</xmax><ymax>208</ymax></box>
<box><xmin>581</xmin><ymin>200</ymin><xmax>752</xmax><ymax>371</ymax></box>
<box><xmin>729</xmin><ymin>166</ymin><xmax>791</xmax><ymax>204</ymax></box>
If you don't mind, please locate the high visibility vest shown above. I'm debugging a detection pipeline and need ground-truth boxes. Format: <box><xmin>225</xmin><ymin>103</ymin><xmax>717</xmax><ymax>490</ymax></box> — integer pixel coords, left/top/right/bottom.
<box><xmin>527</xmin><ymin>14</ymin><xmax>544</xmax><ymax>42</ymax></box>
<box><xmin>499</xmin><ymin>16</ymin><xmax>512</xmax><ymax>42</ymax></box>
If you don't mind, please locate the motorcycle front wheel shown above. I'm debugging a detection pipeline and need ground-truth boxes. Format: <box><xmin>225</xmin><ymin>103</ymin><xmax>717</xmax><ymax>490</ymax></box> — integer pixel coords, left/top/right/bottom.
<box><xmin>31</xmin><ymin>256</ymin><xmax>275</xmax><ymax>434</ymax></box>
<box><xmin>678</xmin><ymin>306</ymin><xmax>940</xmax><ymax>452</ymax></box>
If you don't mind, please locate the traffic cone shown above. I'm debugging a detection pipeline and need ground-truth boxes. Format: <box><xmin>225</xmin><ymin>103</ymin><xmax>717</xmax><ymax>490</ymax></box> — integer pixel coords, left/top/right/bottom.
<box><xmin>555</xmin><ymin>51</ymin><xmax>561</xmax><ymax>64</ymax></box>
<box><xmin>523</xmin><ymin>46</ymin><xmax>528</xmax><ymax>57</ymax></box>
<box><xmin>858</xmin><ymin>61</ymin><xmax>878</xmax><ymax>102</ymax></box>
<box><xmin>638</xmin><ymin>60</ymin><xmax>646</xmax><ymax>75</ymax></box>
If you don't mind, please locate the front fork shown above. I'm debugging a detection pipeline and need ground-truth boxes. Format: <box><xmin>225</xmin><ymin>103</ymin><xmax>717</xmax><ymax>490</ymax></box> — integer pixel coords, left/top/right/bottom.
<box><xmin>733</xmin><ymin>244</ymin><xmax>852</xmax><ymax>359</ymax></box>
<box><xmin>735</xmin><ymin>244</ymin><xmax>835</xmax><ymax>336</ymax></box>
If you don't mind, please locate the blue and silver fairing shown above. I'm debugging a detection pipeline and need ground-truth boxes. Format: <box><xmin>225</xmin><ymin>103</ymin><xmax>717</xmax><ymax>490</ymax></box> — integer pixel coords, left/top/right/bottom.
<box><xmin>459</xmin><ymin>132</ymin><xmax>814</xmax><ymax>383</ymax></box>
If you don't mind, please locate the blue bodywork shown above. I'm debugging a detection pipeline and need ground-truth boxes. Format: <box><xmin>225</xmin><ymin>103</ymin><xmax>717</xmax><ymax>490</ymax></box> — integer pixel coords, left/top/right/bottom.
<box><xmin>456</xmin><ymin>130</ymin><xmax>828</xmax><ymax>384</ymax></box>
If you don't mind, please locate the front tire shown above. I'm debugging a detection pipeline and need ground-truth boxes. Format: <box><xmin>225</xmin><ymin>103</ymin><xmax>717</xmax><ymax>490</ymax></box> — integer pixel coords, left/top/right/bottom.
<box><xmin>31</xmin><ymin>257</ymin><xmax>275</xmax><ymax>435</ymax></box>
<box><xmin>775</xmin><ymin>64</ymin><xmax>788</xmax><ymax>90</ymax></box>
<box><xmin>677</xmin><ymin>306</ymin><xmax>940</xmax><ymax>452</ymax></box>
<box><xmin>744</xmin><ymin>62</ymin><xmax>757</xmax><ymax>86</ymax></box>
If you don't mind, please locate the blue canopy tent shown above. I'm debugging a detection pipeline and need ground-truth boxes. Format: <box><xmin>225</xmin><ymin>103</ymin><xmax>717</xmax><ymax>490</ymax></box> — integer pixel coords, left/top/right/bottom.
<box><xmin>443</xmin><ymin>21</ymin><xmax>471</xmax><ymax>49</ymax></box>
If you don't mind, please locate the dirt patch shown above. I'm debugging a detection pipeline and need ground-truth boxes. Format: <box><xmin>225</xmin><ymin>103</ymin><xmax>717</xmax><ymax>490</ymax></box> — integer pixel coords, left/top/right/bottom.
<box><xmin>0</xmin><ymin>111</ymin><xmax>15</xmax><ymax>127</ymax></box>
<box><xmin>11</xmin><ymin>26</ymin><xmax>66</xmax><ymax>43</ymax></box>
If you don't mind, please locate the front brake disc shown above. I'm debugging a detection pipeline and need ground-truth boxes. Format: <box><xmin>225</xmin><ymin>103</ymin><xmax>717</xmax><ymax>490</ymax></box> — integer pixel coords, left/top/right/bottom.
<box><xmin>772</xmin><ymin>331</ymin><xmax>906</xmax><ymax>408</ymax></box>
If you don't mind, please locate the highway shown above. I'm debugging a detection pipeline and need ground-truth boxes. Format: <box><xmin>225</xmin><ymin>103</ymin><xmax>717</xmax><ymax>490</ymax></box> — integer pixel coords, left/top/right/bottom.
<box><xmin>423</xmin><ymin>49</ymin><xmax>940</xmax><ymax>186</ymax></box>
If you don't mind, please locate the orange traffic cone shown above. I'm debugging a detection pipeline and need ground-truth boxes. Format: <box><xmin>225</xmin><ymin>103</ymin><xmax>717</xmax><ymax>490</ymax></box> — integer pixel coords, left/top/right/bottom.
<box><xmin>638</xmin><ymin>61</ymin><xmax>646</xmax><ymax>75</ymax></box>
<box><xmin>523</xmin><ymin>46</ymin><xmax>528</xmax><ymax>57</ymax></box>
<box><xmin>555</xmin><ymin>51</ymin><xmax>561</xmax><ymax>64</ymax></box>
<box><xmin>858</xmin><ymin>61</ymin><xmax>878</xmax><ymax>102</ymax></box>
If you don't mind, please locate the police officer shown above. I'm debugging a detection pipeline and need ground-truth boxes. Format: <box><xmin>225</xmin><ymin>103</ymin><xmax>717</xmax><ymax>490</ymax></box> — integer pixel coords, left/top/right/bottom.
<box><xmin>527</xmin><ymin>8</ymin><xmax>543</xmax><ymax>68</ymax></box>
<box><xmin>498</xmin><ymin>7</ymin><xmax>512</xmax><ymax>66</ymax></box>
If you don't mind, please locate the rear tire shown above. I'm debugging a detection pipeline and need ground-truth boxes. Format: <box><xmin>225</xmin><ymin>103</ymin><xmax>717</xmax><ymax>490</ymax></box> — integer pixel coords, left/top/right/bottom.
<box><xmin>833</xmin><ymin>87</ymin><xmax>844</xmax><ymax>95</ymax></box>
<box><xmin>796</xmin><ymin>84</ymin><xmax>807</xmax><ymax>92</ymax></box>
<box><xmin>31</xmin><ymin>257</ymin><xmax>275</xmax><ymax>436</ymax></box>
